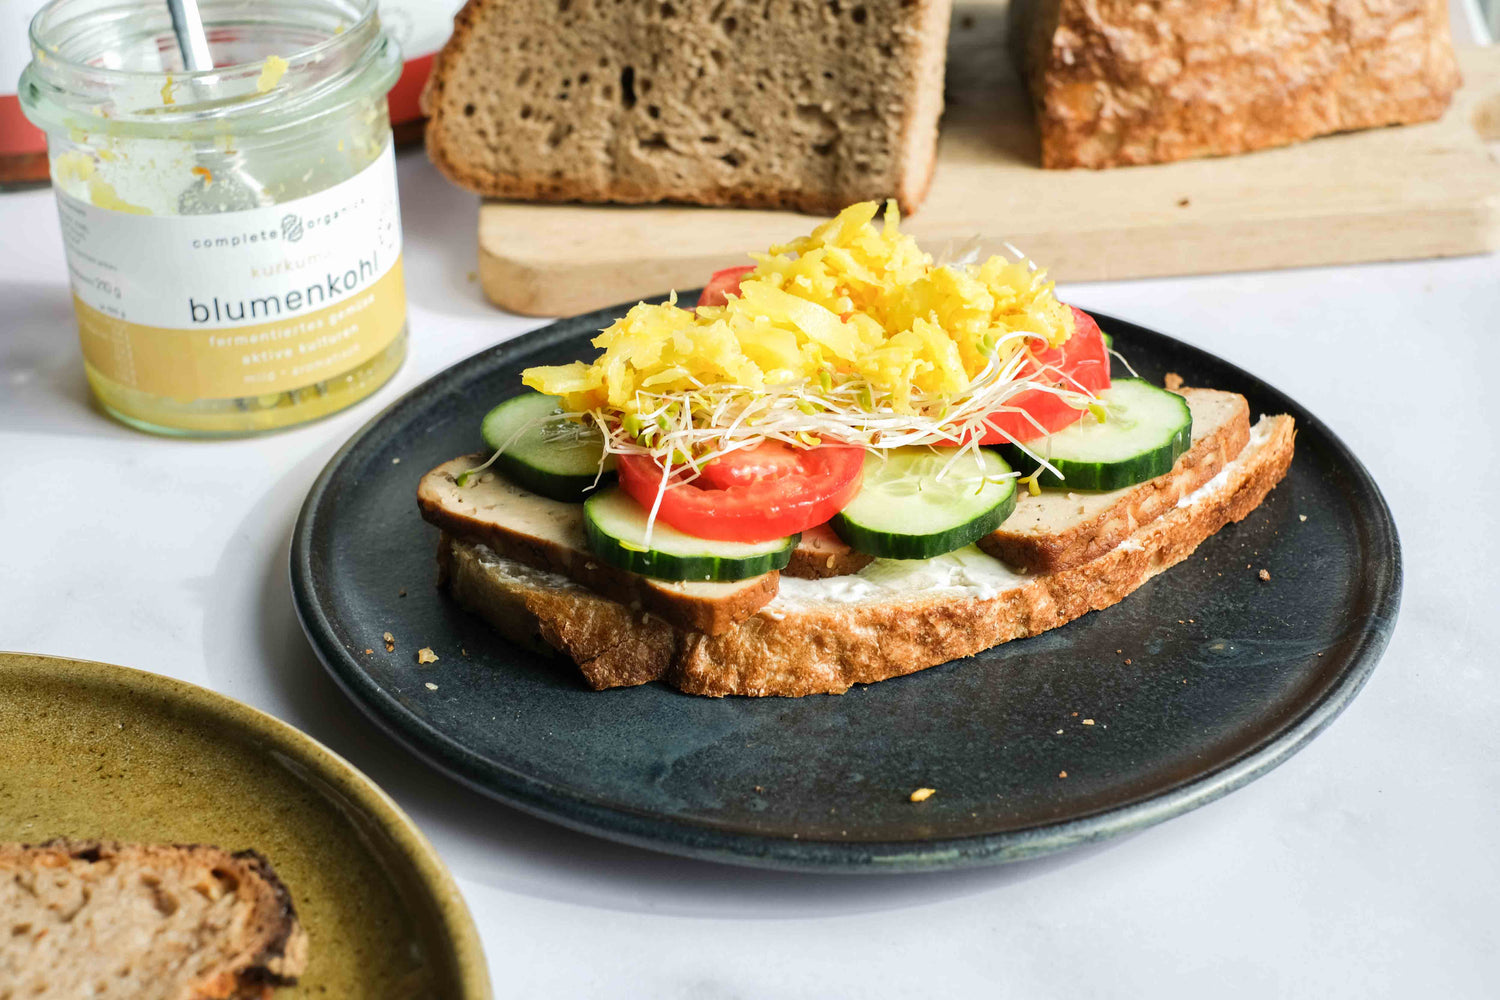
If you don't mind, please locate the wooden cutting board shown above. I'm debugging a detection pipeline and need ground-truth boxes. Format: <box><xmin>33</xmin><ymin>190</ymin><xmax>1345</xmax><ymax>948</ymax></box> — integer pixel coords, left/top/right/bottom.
<box><xmin>478</xmin><ymin>16</ymin><xmax>1500</xmax><ymax>317</ymax></box>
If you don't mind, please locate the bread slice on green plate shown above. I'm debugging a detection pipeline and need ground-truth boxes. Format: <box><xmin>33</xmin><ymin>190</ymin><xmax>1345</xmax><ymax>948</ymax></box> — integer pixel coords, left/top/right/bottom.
<box><xmin>0</xmin><ymin>840</ymin><xmax>308</xmax><ymax>999</ymax></box>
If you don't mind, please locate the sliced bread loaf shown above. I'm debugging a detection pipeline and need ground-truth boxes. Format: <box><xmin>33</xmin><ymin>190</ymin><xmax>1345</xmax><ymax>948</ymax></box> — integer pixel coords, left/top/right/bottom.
<box><xmin>0</xmin><ymin>840</ymin><xmax>307</xmax><ymax>1000</ymax></box>
<box><xmin>422</xmin><ymin>0</ymin><xmax>954</xmax><ymax>213</ymax></box>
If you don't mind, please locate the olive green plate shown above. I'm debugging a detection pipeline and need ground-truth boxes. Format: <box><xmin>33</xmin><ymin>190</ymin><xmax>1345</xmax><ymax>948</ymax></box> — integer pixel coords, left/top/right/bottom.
<box><xmin>0</xmin><ymin>652</ymin><xmax>491</xmax><ymax>1000</ymax></box>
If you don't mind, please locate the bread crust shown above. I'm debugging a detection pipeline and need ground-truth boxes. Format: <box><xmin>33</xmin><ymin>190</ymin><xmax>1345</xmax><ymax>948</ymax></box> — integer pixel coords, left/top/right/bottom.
<box><xmin>421</xmin><ymin>0</ymin><xmax>953</xmax><ymax>214</ymax></box>
<box><xmin>1013</xmin><ymin>0</ymin><xmax>1461</xmax><ymax>169</ymax></box>
<box><xmin>440</xmin><ymin>414</ymin><xmax>1295</xmax><ymax>696</ymax></box>
<box><xmin>0</xmin><ymin>840</ymin><xmax>308</xmax><ymax>999</ymax></box>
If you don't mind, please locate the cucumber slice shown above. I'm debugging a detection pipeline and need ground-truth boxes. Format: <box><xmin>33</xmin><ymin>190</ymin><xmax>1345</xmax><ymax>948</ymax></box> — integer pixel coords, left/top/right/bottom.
<box><xmin>1002</xmin><ymin>378</ymin><xmax>1191</xmax><ymax>491</ymax></box>
<box><xmin>479</xmin><ymin>392</ymin><xmax>613</xmax><ymax>502</ymax></box>
<box><xmin>832</xmin><ymin>447</ymin><xmax>1017</xmax><ymax>560</ymax></box>
<box><xmin>583</xmin><ymin>487</ymin><xmax>797</xmax><ymax>582</ymax></box>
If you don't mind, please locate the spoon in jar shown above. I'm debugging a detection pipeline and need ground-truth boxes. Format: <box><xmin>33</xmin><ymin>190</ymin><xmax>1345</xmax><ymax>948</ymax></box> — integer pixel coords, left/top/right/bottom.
<box><xmin>166</xmin><ymin>0</ymin><xmax>270</xmax><ymax>213</ymax></box>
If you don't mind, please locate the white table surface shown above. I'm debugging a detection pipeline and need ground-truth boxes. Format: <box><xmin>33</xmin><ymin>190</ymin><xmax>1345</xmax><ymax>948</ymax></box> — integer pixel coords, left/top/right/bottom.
<box><xmin>3</xmin><ymin>144</ymin><xmax>1497</xmax><ymax>998</ymax></box>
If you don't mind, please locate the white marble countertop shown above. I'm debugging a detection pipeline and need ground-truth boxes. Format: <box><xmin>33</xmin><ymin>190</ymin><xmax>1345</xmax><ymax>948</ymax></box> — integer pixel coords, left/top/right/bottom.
<box><xmin>3</xmin><ymin>141</ymin><xmax>1497</xmax><ymax>997</ymax></box>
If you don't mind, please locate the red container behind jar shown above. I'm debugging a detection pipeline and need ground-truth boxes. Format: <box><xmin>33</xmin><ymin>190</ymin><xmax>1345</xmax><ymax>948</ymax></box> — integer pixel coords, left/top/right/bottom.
<box><xmin>1</xmin><ymin>0</ymin><xmax>48</xmax><ymax>185</ymax></box>
<box><xmin>0</xmin><ymin>0</ymin><xmax>462</xmax><ymax>187</ymax></box>
<box><xmin>379</xmin><ymin>0</ymin><xmax>466</xmax><ymax>144</ymax></box>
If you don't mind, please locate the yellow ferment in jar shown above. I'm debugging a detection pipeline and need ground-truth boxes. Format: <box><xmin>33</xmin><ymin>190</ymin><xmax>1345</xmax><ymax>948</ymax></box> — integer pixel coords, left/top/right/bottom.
<box><xmin>20</xmin><ymin>0</ymin><xmax>407</xmax><ymax>436</ymax></box>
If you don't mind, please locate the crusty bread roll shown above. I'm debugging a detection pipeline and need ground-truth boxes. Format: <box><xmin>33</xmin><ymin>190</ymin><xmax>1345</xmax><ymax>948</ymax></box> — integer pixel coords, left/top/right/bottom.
<box><xmin>1011</xmin><ymin>0</ymin><xmax>1462</xmax><ymax>169</ymax></box>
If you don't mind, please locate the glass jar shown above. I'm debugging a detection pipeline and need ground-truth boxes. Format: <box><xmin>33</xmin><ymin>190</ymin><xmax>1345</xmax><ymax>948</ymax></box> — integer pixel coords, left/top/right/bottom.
<box><xmin>19</xmin><ymin>0</ymin><xmax>407</xmax><ymax>436</ymax></box>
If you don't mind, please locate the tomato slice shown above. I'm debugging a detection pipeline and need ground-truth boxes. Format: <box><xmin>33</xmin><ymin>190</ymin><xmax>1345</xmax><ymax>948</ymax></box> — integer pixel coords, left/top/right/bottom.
<box><xmin>616</xmin><ymin>442</ymin><xmax>865</xmax><ymax>543</ymax></box>
<box><xmin>978</xmin><ymin>307</ymin><xmax>1111</xmax><ymax>445</ymax></box>
<box><xmin>695</xmin><ymin>440</ymin><xmax>807</xmax><ymax>490</ymax></box>
<box><xmin>697</xmin><ymin>265</ymin><xmax>756</xmax><ymax>308</ymax></box>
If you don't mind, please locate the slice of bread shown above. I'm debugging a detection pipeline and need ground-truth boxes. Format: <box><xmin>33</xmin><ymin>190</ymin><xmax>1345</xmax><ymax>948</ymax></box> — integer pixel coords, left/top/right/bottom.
<box><xmin>0</xmin><ymin>840</ymin><xmax>308</xmax><ymax>999</ymax></box>
<box><xmin>421</xmin><ymin>0</ymin><xmax>954</xmax><ymax>214</ymax></box>
<box><xmin>980</xmin><ymin>386</ymin><xmax>1250</xmax><ymax>573</ymax></box>
<box><xmin>437</xmin><ymin>413</ymin><xmax>1295</xmax><ymax>696</ymax></box>
<box><xmin>1011</xmin><ymin>0</ymin><xmax>1461</xmax><ymax>169</ymax></box>
<box><xmin>418</xmin><ymin>458</ymin><xmax>778</xmax><ymax>634</ymax></box>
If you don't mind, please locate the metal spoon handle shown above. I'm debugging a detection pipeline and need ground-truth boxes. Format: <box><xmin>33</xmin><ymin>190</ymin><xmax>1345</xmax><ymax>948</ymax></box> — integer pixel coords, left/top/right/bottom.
<box><xmin>166</xmin><ymin>0</ymin><xmax>214</xmax><ymax>72</ymax></box>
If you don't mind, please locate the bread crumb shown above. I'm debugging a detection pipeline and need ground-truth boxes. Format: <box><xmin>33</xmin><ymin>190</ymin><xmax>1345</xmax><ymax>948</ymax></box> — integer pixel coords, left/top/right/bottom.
<box><xmin>398</xmin><ymin>588</ymin><xmax>407</xmax><ymax>598</ymax></box>
<box><xmin>754</xmin><ymin>785</ymin><xmax>763</xmax><ymax>793</ymax></box>
<box><xmin>461</xmin><ymin>647</ymin><xmax>469</xmax><ymax>657</ymax></box>
<box><xmin>1299</xmin><ymin>514</ymin><xmax>1307</xmax><ymax>522</ymax></box>
<box><xmin>1071</xmin><ymin>711</ymin><xmax>1078</xmax><ymax>717</ymax></box>
<box><xmin>1082</xmin><ymin>718</ymin><xmax>1095</xmax><ymax>726</ymax></box>
<box><xmin>417</xmin><ymin>647</ymin><xmax>439</xmax><ymax>665</ymax></box>
<box><xmin>363</xmin><ymin>648</ymin><xmax>373</xmax><ymax>655</ymax></box>
<box><xmin>1055</xmin><ymin>729</ymin><xmax>1063</xmax><ymax>735</ymax></box>
<box><xmin>391</xmin><ymin>457</ymin><xmax>401</xmax><ymax>464</ymax></box>
<box><xmin>382</xmin><ymin>631</ymin><xmax>395</xmax><ymax>652</ymax></box>
<box><xmin>1125</xmin><ymin>658</ymin><xmax>1132</xmax><ymax>665</ymax></box>
<box><xmin>1164</xmin><ymin>372</ymin><xmax>1184</xmax><ymax>391</ymax></box>
<box><xmin>909</xmin><ymin>787</ymin><xmax>936</xmax><ymax>803</ymax></box>
<box><xmin>424</xmin><ymin>682</ymin><xmax>438</xmax><ymax>691</ymax></box>
<box><xmin>1059</xmin><ymin>770</ymin><xmax>1068</xmax><ymax>779</ymax></box>
<box><xmin>1258</xmin><ymin>568</ymin><xmax>1271</xmax><ymax>582</ymax></box>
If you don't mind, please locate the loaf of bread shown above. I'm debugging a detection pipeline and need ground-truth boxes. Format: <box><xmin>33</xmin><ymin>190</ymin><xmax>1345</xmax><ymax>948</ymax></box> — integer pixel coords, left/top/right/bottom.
<box><xmin>1011</xmin><ymin>0</ymin><xmax>1462</xmax><ymax>169</ymax></box>
<box><xmin>422</xmin><ymin>0</ymin><xmax>954</xmax><ymax>213</ymax></box>
<box><xmin>0</xmin><ymin>840</ymin><xmax>308</xmax><ymax>999</ymax></box>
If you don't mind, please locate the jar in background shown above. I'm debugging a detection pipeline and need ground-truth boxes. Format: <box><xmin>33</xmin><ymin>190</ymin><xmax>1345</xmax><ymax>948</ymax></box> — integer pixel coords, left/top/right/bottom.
<box><xmin>19</xmin><ymin>0</ymin><xmax>408</xmax><ymax>436</ymax></box>
<box><xmin>5</xmin><ymin>0</ymin><xmax>465</xmax><ymax>190</ymax></box>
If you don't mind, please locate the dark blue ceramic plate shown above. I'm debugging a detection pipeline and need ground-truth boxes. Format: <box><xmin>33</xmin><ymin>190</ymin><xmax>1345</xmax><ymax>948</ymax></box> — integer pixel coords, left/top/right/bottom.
<box><xmin>291</xmin><ymin>303</ymin><xmax>1401</xmax><ymax>873</ymax></box>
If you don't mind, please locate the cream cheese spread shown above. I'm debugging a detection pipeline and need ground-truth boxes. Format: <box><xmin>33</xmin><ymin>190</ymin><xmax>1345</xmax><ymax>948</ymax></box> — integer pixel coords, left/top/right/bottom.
<box><xmin>1176</xmin><ymin>415</ymin><xmax>1273</xmax><ymax>510</ymax></box>
<box><xmin>772</xmin><ymin>545</ymin><xmax>1029</xmax><ymax>611</ymax></box>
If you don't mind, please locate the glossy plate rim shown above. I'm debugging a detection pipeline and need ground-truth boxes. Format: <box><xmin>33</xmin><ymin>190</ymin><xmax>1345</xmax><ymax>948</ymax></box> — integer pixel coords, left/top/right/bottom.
<box><xmin>290</xmin><ymin>304</ymin><xmax>1402</xmax><ymax>873</ymax></box>
<box><xmin>0</xmin><ymin>650</ymin><xmax>494</xmax><ymax>995</ymax></box>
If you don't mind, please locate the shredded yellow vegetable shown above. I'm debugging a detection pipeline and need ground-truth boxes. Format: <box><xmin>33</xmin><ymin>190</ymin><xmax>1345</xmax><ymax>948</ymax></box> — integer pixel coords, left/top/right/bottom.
<box><xmin>523</xmin><ymin>201</ymin><xmax>1074</xmax><ymax>418</ymax></box>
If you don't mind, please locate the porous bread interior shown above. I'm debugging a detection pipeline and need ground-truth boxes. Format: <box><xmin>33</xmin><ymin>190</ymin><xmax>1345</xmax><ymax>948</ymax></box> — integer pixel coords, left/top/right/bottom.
<box><xmin>423</xmin><ymin>0</ymin><xmax>952</xmax><ymax>212</ymax></box>
<box><xmin>0</xmin><ymin>840</ymin><xmax>306</xmax><ymax>1000</ymax></box>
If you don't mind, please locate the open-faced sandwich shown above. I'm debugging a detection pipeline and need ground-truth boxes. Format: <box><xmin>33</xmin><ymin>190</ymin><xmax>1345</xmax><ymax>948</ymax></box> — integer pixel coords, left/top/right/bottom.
<box><xmin>419</xmin><ymin>203</ymin><xmax>1295</xmax><ymax>697</ymax></box>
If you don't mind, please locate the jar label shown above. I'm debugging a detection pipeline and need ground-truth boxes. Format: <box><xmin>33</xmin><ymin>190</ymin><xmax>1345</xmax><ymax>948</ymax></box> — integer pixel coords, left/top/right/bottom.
<box><xmin>57</xmin><ymin>141</ymin><xmax>405</xmax><ymax>400</ymax></box>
